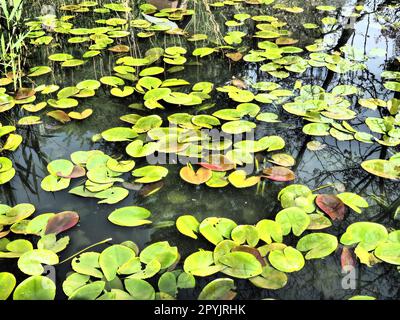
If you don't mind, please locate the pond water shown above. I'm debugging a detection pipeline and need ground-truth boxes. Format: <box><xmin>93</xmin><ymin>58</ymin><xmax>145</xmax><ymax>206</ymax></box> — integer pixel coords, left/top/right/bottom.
<box><xmin>0</xmin><ymin>0</ymin><xmax>399</xmax><ymax>300</ymax></box>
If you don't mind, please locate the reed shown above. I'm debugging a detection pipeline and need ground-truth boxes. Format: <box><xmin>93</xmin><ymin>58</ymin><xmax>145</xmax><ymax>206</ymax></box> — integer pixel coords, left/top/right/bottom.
<box><xmin>0</xmin><ymin>0</ymin><xmax>29</xmax><ymax>89</ymax></box>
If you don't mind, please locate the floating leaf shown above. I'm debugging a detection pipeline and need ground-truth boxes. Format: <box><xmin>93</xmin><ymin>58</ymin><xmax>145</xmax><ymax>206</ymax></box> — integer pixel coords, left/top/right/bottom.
<box><xmin>180</xmin><ymin>165</ymin><xmax>212</xmax><ymax>185</ymax></box>
<box><xmin>315</xmin><ymin>194</ymin><xmax>347</xmax><ymax>221</ymax></box>
<box><xmin>275</xmin><ymin>207</ymin><xmax>310</xmax><ymax>236</ymax></box>
<box><xmin>198</xmin><ymin>278</ymin><xmax>236</xmax><ymax>300</ymax></box>
<box><xmin>0</xmin><ymin>272</ymin><xmax>16</xmax><ymax>300</ymax></box>
<box><xmin>45</xmin><ymin>211</ymin><xmax>79</xmax><ymax>235</ymax></box>
<box><xmin>108</xmin><ymin>206</ymin><xmax>151</xmax><ymax>227</ymax></box>
<box><xmin>268</xmin><ymin>246</ymin><xmax>305</xmax><ymax>273</ymax></box>
<box><xmin>296</xmin><ymin>233</ymin><xmax>338</xmax><ymax>259</ymax></box>
<box><xmin>13</xmin><ymin>276</ymin><xmax>55</xmax><ymax>300</ymax></box>
<box><xmin>176</xmin><ymin>215</ymin><xmax>200</xmax><ymax>239</ymax></box>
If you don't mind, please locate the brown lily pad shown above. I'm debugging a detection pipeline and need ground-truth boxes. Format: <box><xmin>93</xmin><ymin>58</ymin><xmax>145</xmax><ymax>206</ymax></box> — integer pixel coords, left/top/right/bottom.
<box><xmin>199</xmin><ymin>154</ymin><xmax>235</xmax><ymax>172</ymax></box>
<box><xmin>315</xmin><ymin>194</ymin><xmax>347</xmax><ymax>221</ymax></box>
<box><xmin>180</xmin><ymin>165</ymin><xmax>212</xmax><ymax>185</ymax></box>
<box><xmin>341</xmin><ymin>247</ymin><xmax>356</xmax><ymax>272</ymax></box>
<box><xmin>15</xmin><ymin>88</ymin><xmax>35</xmax><ymax>100</ymax></box>
<box><xmin>45</xmin><ymin>211</ymin><xmax>79</xmax><ymax>235</ymax></box>
<box><xmin>263</xmin><ymin>166</ymin><xmax>295</xmax><ymax>182</ymax></box>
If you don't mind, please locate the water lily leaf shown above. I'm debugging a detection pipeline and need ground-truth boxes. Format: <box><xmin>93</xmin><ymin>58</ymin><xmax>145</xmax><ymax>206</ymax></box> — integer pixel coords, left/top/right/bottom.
<box><xmin>100</xmin><ymin>245</ymin><xmax>136</xmax><ymax>281</ymax></box>
<box><xmin>176</xmin><ymin>215</ymin><xmax>200</xmax><ymax>239</ymax></box>
<box><xmin>384</xmin><ymin>81</ymin><xmax>400</xmax><ymax>92</ymax></box>
<box><xmin>125</xmin><ymin>278</ymin><xmax>155</xmax><ymax>300</ymax></box>
<box><xmin>340</xmin><ymin>222</ymin><xmax>388</xmax><ymax>251</ymax></box>
<box><xmin>315</xmin><ymin>194</ymin><xmax>347</xmax><ymax>221</ymax></box>
<box><xmin>126</xmin><ymin>140</ymin><xmax>158</xmax><ymax>157</ymax></box>
<box><xmin>275</xmin><ymin>207</ymin><xmax>310</xmax><ymax>236</ymax></box>
<box><xmin>13</xmin><ymin>276</ymin><xmax>56</xmax><ymax>300</ymax></box>
<box><xmin>132</xmin><ymin>165</ymin><xmax>168</xmax><ymax>183</ymax></box>
<box><xmin>106</xmin><ymin>159</ymin><xmax>135</xmax><ymax>173</ymax></box>
<box><xmin>199</xmin><ymin>217</ymin><xmax>237</xmax><ymax>245</ymax></box>
<box><xmin>100</xmin><ymin>76</ymin><xmax>125</xmax><ymax>87</ymax></box>
<box><xmin>336</xmin><ymin>193</ymin><xmax>368</xmax><ymax>213</ymax></box>
<box><xmin>96</xmin><ymin>187</ymin><xmax>129</xmax><ymax>204</ymax></box>
<box><xmin>28</xmin><ymin>66</ymin><xmax>52</xmax><ymax>77</ymax></box>
<box><xmin>18</xmin><ymin>249</ymin><xmax>59</xmax><ymax>275</ymax></box>
<box><xmin>278</xmin><ymin>184</ymin><xmax>316</xmax><ymax>213</ymax></box>
<box><xmin>133</xmin><ymin>115</ymin><xmax>162</xmax><ymax>133</ymax></box>
<box><xmin>68</xmin><ymin>109</ymin><xmax>93</xmax><ymax>120</ymax></box>
<box><xmin>249</xmin><ymin>265</ymin><xmax>288</xmax><ymax>290</ymax></box>
<box><xmin>72</xmin><ymin>252</ymin><xmax>103</xmax><ymax>278</ymax></box>
<box><xmin>158</xmin><ymin>272</ymin><xmax>178</xmax><ymax>297</ymax></box>
<box><xmin>222</xmin><ymin>120</ymin><xmax>256</xmax><ymax>134</ymax></box>
<box><xmin>218</xmin><ymin>251</ymin><xmax>263</xmax><ymax>279</ymax></box>
<box><xmin>37</xmin><ymin>234</ymin><xmax>69</xmax><ymax>253</ymax></box>
<box><xmin>228</xmin><ymin>170</ymin><xmax>260</xmax><ymax>188</ymax></box>
<box><xmin>263</xmin><ymin>166</ymin><xmax>295</xmax><ymax>182</ymax></box>
<box><xmin>108</xmin><ymin>206</ymin><xmax>151</xmax><ymax>227</ymax></box>
<box><xmin>101</xmin><ymin>127</ymin><xmax>137</xmax><ymax>142</ymax></box>
<box><xmin>198</xmin><ymin>278</ymin><xmax>236</xmax><ymax>300</ymax></box>
<box><xmin>17</xmin><ymin>116</ymin><xmax>42</xmax><ymax>125</ymax></box>
<box><xmin>127</xmin><ymin>259</ymin><xmax>161</xmax><ymax>280</ymax></box>
<box><xmin>256</xmin><ymin>219</ymin><xmax>283</xmax><ymax>244</ymax></box>
<box><xmin>69</xmin><ymin>281</ymin><xmax>105</xmax><ymax>300</ymax></box>
<box><xmin>0</xmin><ymin>203</ymin><xmax>35</xmax><ymax>225</ymax></box>
<box><xmin>76</xmin><ymin>80</ymin><xmax>101</xmax><ymax>90</ymax></box>
<box><xmin>48</xmin><ymin>98</ymin><xmax>78</xmax><ymax>109</ymax></box>
<box><xmin>0</xmin><ymin>272</ymin><xmax>16</xmax><ymax>300</ymax></box>
<box><xmin>193</xmin><ymin>47</ymin><xmax>216</xmax><ymax>58</ymax></box>
<box><xmin>192</xmin><ymin>115</ymin><xmax>220</xmax><ymax>128</ymax></box>
<box><xmin>361</xmin><ymin>159</ymin><xmax>399</xmax><ymax>180</ymax></box>
<box><xmin>296</xmin><ymin>233</ymin><xmax>338</xmax><ymax>259</ymax></box>
<box><xmin>307</xmin><ymin>214</ymin><xmax>332</xmax><ymax>230</ymax></box>
<box><xmin>110</xmin><ymin>86</ymin><xmax>134</xmax><ymax>97</ymax></box>
<box><xmin>47</xmin><ymin>110</ymin><xmax>71</xmax><ymax>123</ymax></box>
<box><xmin>61</xmin><ymin>59</ymin><xmax>85</xmax><ymax>67</ymax></box>
<box><xmin>45</xmin><ymin>211</ymin><xmax>79</xmax><ymax>235</ymax></box>
<box><xmin>231</xmin><ymin>225</ymin><xmax>259</xmax><ymax>247</ymax></box>
<box><xmin>6</xmin><ymin>239</ymin><xmax>33</xmax><ymax>254</ymax></box>
<box><xmin>62</xmin><ymin>273</ymin><xmax>90</xmax><ymax>297</ymax></box>
<box><xmin>180</xmin><ymin>165</ymin><xmax>212</xmax><ymax>185</ymax></box>
<box><xmin>302</xmin><ymin>123</ymin><xmax>330</xmax><ymax>136</ymax></box>
<box><xmin>40</xmin><ymin>175</ymin><xmax>70</xmax><ymax>192</ymax></box>
<box><xmin>374</xmin><ymin>242</ymin><xmax>400</xmax><ymax>265</ymax></box>
<box><xmin>341</xmin><ymin>247</ymin><xmax>356</xmax><ymax>271</ymax></box>
<box><xmin>268</xmin><ymin>246</ymin><xmax>305</xmax><ymax>273</ymax></box>
<box><xmin>140</xmin><ymin>241</ymin><xmax>178</xmax><ymax>269</ymax></box>
<box><xmin>2</xmin><ymin>134</ymin><xmax>22</xmax><ymax>151</ymax></box>
<box><xmin>140</xmin><ymin>67</ymin><xmax>165</xmax><ymax>77</ymax></box>
<box><xmin>47</xmin><ymin>159</ymin><xmax>74</xmax><ymax>177</ymax></box>
<box><xmin>184</xmin><ymin>250</ymin><xmax>223</xmax><ymax>276</ymax></box>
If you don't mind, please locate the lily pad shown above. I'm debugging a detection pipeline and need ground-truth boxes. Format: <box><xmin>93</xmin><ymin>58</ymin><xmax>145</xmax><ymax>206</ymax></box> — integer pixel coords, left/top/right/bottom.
<box><xmin>108</xmin><ymin>206</ymin><xmax>152</xmax><ymax>227</ymax></box>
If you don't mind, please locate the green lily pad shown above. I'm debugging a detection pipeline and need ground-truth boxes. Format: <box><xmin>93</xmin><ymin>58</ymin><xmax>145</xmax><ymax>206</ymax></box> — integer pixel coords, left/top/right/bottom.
<box><xmin>198</xmin><ymin>278</ymin><xmax>236</xmax><ymax>300</ymax></box>
<box><xmin>140</xmin><ymin>241</ymin><xmax>178</xmax><ymax>269</ymax></box>
<box><xmin>268</xmin><ymin>246</ymin><xmax>305</xmax><ymax>273</ymax></box>
<box><xmin>108</xmin><ymin>206</ymin><xmax>152</xmax><ymax>227</ymax></box>
<box><xmin>176</xmin><ymin>215</ymin><xmax>200</xmax><ymax>239</ymax></box>
<box><xmin>275</xmin><ymin>207</ymin><xmax>311</xmax><ymax>236</ymax></box>
<box><xmin>219</xmin><ymin>251</ymin><xmax>263</xmax><ymax>279</ymax></box>
<box><xmin>18</xmin><ymin>249</ymin><xmax>59</xmax><ymax>276</ymax></box>
<box><xmin>296</xmin><ymin>233</ymin><xmax>338</xmax><ymax>259</ymax></box>
<box><xmin>184</xmin><ymin>250</ymin><xmax>223</xmax><ymax>276</ymax></box>
<box><xmin>0</xmin><ymin>272</ymin><xmax>16</xmax><ymax>300</ymax></box>
<box><xmin>340</xmin><ymin>222</ymin><xmax>388</xmax><ymax>251</ymax></box>
<box><xmin>199</xmin><ymin>217</ymin><xmax>237</xmax><ymax>245</ymax></box>
<box><xmin>132</xmin><ymin>165</ymin><xmax>168</xmax><ymax>183</ymax></box>
<box><xmin>13</xmin><ymin>276</ymin><xmax>56</xmax><ymax>300</ymax></box>
<box><xmin>99</xmin><ymin>244</ymin><xmax>136</xmax><ymax>281</ymax></box>
<box><xmin>222</xmin><ymin>120</ymin><xmax>256</xmax><ymax>134</ymax></box>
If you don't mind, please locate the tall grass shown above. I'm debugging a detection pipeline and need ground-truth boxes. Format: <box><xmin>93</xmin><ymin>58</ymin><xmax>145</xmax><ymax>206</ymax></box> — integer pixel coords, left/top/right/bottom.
<box><xmin>0</xmin><ymin>0</ymin><xmax>29</xmax><ymax>89</ymax></box>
